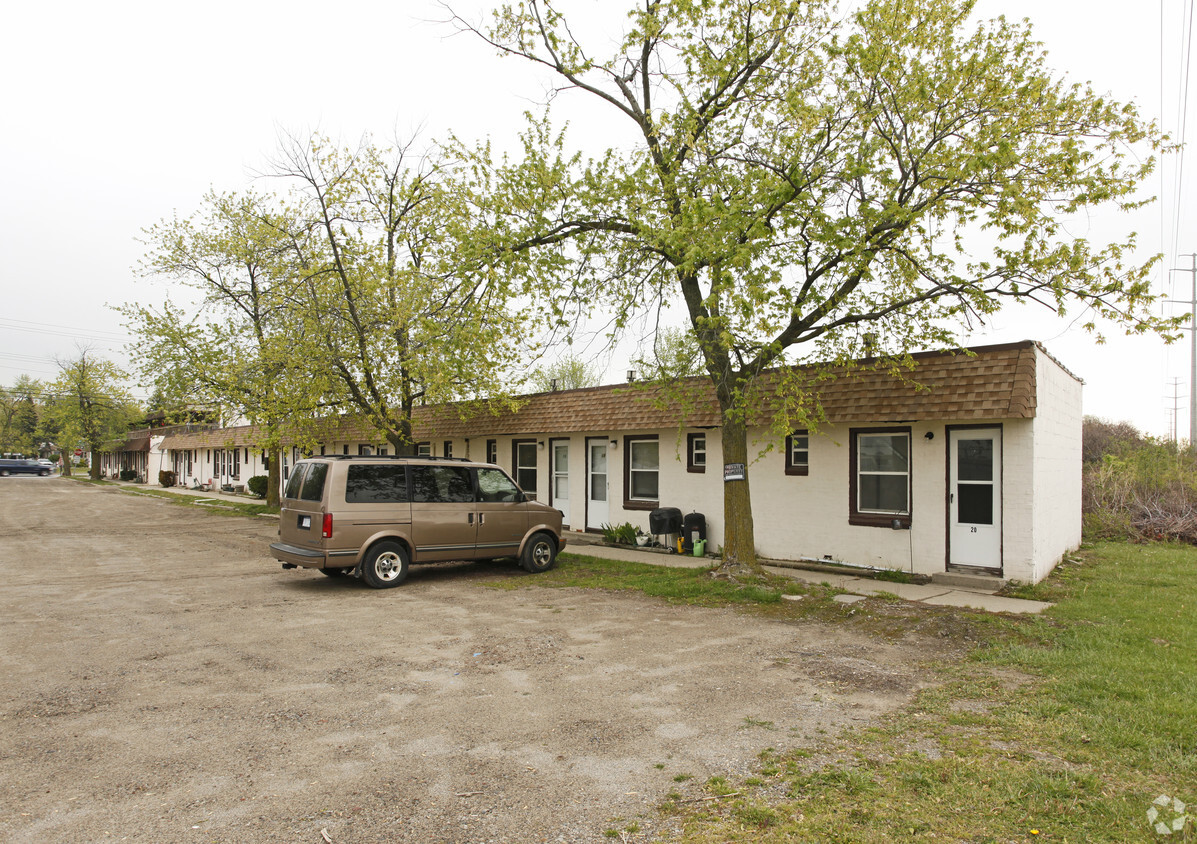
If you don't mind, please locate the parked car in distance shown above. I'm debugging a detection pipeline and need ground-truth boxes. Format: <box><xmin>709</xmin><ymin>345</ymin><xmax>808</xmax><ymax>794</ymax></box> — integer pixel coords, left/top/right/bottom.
<box><xmin>0</xmin><ymin>458</ymin><xmax>52</xmax><ymax>477</ymax></box>
<box><xmin>270</xmin><ymin>455</ymin><xmax>566</xmax><ymax>589</ymax></box>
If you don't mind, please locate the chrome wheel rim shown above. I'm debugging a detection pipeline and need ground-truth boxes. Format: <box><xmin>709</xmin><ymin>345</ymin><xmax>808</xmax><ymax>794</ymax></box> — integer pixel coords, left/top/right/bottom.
<box><xmin>531</xmin><ymin>541</ymin><xmax>552</xmax><ymax>568</ymax></box>
<box><xmin>374</xmin><ymin>551</ymin><xmax>403</xmax><ymax>581</ymax></box>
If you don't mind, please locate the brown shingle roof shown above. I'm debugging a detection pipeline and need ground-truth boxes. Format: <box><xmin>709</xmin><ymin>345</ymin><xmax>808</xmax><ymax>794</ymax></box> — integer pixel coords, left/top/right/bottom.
<box><xmin>159</xmin><ymin>341</ymin><xmax>1058</xmax><ymax>449</ymax></box>
<box><xmin>415</xmin><ymin>341</ymin><xmax>1047</xmax><ymax>437</ymax></box>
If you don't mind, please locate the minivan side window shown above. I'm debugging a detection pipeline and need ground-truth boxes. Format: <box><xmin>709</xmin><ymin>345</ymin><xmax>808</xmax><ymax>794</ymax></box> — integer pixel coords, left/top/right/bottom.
<box><xmin>346</xmin><ymin>465</ymin><xmax>408</xmax><ymax>503</ymax></box>
<box><xmin>299</xmin><ymin>462</ymin><xmax>329</xmax><ymax>502</ymax></box>
<box><xmin>410</xmin><ymin>466</ymin><xmax>474</xmax><ymax>503</ymax></box>
<box><xmin>284</xmin><ymin>464</ymin><xmax>306</xmax><ymax>500</ymax></box>
<box><xmin>477</xmin><ymin>468</ymin><xmax>522</xmax><ymax>502</ymax></box>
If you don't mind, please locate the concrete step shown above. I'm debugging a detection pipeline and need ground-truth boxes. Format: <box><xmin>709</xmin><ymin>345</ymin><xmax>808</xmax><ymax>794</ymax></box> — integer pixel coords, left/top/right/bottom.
<box><xmin>931</xmin><ymin>571</ymin><xmax>1005</xmax><ymax>591</ymax></box>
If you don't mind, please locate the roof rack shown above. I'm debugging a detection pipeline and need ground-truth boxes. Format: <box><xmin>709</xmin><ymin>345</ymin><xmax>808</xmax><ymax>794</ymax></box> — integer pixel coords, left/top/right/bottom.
<box><xmin>305</xmin><ymin>454</ymin><xmax>474</xmax><ymax>463</ymax></box>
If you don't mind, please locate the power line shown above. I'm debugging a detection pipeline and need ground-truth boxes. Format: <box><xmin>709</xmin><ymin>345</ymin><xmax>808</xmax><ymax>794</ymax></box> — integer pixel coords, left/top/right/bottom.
<box><xmin>0</xmin><ymin>316</ymin><xmax>131</xmax><ymax>342</ymax></box>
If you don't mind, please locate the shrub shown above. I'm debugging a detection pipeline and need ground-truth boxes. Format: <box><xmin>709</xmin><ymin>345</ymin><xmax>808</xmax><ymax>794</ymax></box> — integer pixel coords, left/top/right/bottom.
<box><xmin>600</xmin><ymin>522</ymin><xmax>639</xmax><ymax>545</ymax></box>
<box><xmin>1083</xmin><ymin>434</ymin><xmax>1197</xmax><ymax>544</ymax></box>
<box><xmin>158</xmin><ymin>470</ymin><xmax>176</xmax><ymax>488</ymax></box>
<box><xmin>247</xmin><ymin>475</ymin><xmax>268</xmax><ymax>498</ymax></box>
<box><xmin>119</xmin><ymin>469</ymin><xmax>137</xmax><ymax>482</ymax></box>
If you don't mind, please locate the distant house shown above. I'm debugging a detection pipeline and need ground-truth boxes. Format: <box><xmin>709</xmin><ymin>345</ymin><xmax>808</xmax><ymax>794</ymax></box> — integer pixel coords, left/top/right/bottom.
<box><xmin>136</xmin><ymin>340</ymin><xmax>1080</xmax><ymax>584</ymax></box>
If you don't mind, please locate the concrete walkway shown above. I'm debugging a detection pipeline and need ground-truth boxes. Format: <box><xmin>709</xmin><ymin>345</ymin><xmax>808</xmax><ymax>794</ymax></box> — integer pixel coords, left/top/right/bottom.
<box><xmin>563</xmin><ymin>531</ymin><xmax>1052</xmax><ymax>615</ymax></box>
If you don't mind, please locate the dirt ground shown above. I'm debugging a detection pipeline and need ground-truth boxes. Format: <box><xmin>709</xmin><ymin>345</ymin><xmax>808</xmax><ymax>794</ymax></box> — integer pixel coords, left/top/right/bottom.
<box><xmin>1</xmin><ymin>479</ymin><xmax>955</xmax><ymax>843</ymax></box>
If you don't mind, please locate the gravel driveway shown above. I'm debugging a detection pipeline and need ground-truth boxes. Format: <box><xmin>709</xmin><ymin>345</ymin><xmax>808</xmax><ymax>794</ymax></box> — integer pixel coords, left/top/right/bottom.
<box><xmin>1</xmin><ymin>479</ymin><xmax>948</xmax><ymax>842</ymax></box>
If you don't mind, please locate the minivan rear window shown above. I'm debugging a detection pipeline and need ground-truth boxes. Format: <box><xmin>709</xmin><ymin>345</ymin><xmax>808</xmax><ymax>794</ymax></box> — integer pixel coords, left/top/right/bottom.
<box><xmin>410</xmin><ymin>466</ymin><xmax>474</xmax><ymax>503</ymax></box>
<box><xmin>299</xmin><ymin>462</ymin><xmax>328</xmax><ymax>502</ymax></box>
<box><xmin>346</xmin><ymin>465</ymin><xmax>408</xmax><ymax>503</ymax></box>
<box><xmin>284</xmin><ymin>464</ymin><xmax>306</xmax><ymax>500</ymax></box>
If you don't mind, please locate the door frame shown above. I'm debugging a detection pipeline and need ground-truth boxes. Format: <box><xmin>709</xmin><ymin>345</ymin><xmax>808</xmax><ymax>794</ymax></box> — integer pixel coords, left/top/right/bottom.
<box><xmin>944</xmin><ymin>424</ymin><xmax>1004</xmax><ymax>575</ymax></box>
<box><xmin>584</xmin><ymin>436</ymin><xmax>610</xmax><ymax>532</ymax></box>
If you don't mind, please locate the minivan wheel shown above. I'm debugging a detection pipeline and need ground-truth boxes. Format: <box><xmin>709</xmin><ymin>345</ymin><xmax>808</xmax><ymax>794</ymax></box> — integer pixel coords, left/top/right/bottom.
<box><xmin>361</xmin><ymin>541</ymin><xmax>409</xmax><ymax>589</ymax></box>
<box><xmin>520</xmin><ymin>532</ymin><xmax>558</xmax><ymax>573</ymax></box>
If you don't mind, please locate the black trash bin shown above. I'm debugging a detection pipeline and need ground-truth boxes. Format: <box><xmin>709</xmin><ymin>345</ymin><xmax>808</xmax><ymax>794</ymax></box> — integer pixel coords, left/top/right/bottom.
<box><xmin>682</xmin><ymin>512</ymin><xmax>707</xmax><ymax>553</ymax></box>
<box><xmin>649</xmin><ymin>507</ymin><xmax>682</xmax><ymax>537</ymax></box>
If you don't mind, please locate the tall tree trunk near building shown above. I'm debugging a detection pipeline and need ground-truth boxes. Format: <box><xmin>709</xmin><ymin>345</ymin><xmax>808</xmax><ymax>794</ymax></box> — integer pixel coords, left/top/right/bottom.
<box><xmin>719</xmin><ymin>408</ymin><xmax>758</xmax><ymax>571</ymax></box>
<box><xmin>61</xmin><ymin>453</ymin><xmax>71</xmax><ymax>478</ymax></box>
<box><xmin>89</xmin><ymin>449</ymin><xmax>101</xmax><ymax>480</ymax></box>
<box><xmin>267</xmin><ymin>447</ymin><xmax>281</xmax><ymax>508</ymax></box>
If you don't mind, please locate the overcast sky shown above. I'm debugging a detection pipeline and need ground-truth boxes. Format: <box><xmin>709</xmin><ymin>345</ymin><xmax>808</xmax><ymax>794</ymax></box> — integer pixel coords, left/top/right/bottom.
<box><xmin>1</xmin><ymin>0</ymin><xmax>1193</xmax><ymax>437</ymax></box>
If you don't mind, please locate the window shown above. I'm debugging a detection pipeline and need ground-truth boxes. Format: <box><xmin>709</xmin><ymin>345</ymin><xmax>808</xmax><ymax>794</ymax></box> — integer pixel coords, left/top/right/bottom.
<box><xmin>346</xmin><ymin>465</ymin><xmax>407</xmax><ymax>503</ymax></box>
<box><xmin>477</xmin><ymin>467</ymin><xmax>522</xmax><ymax>502</ymax></box>
<box><xmin>785</xmin><ymin>431</ymin><xmax>809</xmax><ymax>476</ymax></box>
<box><xmin>299</xmin><ymin>462</ymin><xmax>328</xmax><ymax>502</ymax></box>
<box><xmin>486</xmin><ymin>439</ymin><xmax>498</xmax><ymax>464</ymax></box>
<box><xmin>850</xmin><ymin>428</ymin><xmax>911</xmax><ymax>527</ymax></box>
<box><xmin>512</xmin><ymin>440</ymin><xmax>537</xmax><ymax>495</ymax></box>
<box><xmin>410</xmin><ymin>465</ymin><xmax>474</xmax><ymax>503</ymax></box>
<box><xmin>283</xmin><ymin>464</ymin><xmax>305</xmax><ymax>500</ymax></box>
<box><xmin>343</xmin><ymin>445</ymin><xmax>350</xmax><ymax>455</ymax></box>
<box><xmin>231</xmin><ymin>447</ymin><xmax>240</xmax><ymax>480</ymax></box>
<box><xmin>687</xmin><ymin>433</ymin><xmax>706</xmax><ymax>473</ymax></box>
<box><xmin>443</xmin><ymin>441</ymin><xmax>453</xmax><ymax>458</ymax></box>
<box><xmin>416</xmin><ymin>442</ymin><xmax>431</xmax><ymax>457</ymax></box>
<box><xmin>358</xmin><ymin>444</ymin><xmax>373</xmax><ymax>456</ymax></box>
<box><xmin>624</xmin><ymin>436</ymin><xmax>659</xmax><ymax>507</ymax></box>
<box><xmin>378</xmin><ymin>447</ymin><xmax>388</xmax><ymax>456</ymax></box>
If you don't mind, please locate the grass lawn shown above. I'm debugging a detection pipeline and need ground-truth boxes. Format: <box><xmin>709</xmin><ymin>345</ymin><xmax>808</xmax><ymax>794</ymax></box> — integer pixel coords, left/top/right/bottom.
<box><xmin>538</xmin><ymin>543</ymin><xmax>1195</xmax><ymax>842</ymax></box>
<box><xmin>642</xmin><ymin>542</ymin><xmax>1196</xmax><ymax>843</ymax></box>
<box><xmin>64</xmin><ymin>475</ymin><xmax>278</xmax><ymax>518</ymax></box>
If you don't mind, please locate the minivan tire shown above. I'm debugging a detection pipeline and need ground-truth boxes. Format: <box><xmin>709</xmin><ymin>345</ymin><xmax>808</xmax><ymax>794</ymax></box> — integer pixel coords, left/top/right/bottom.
<box><xmin>520</xmin><ymin>532</ymin><xmax>558</xmax><ymax>573</ymax></box>
<box><xmin>361</xmin><ymin>541</ymin><xmax>409</xmax><ymax>589</ymax></box>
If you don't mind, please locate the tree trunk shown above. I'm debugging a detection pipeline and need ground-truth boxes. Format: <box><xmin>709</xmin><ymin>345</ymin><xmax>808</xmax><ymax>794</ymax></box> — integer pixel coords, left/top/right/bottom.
<box><xmin>61</xmin><ymin>453</ymin><xmax>72</xmax><ymax>478</ymax></box>
<box><xmin>89</xmin><ymin>448</ymin><xmax>101</xmax><ymax>480</ymax></box>
<box><xmin>719</xmin><ymin>408</ymin><xmax>759</xmax><ymax>570</ymax></box>
<box><xmin>267</xmin><ymin>447</ymin><xmax>281</xmax><ymax>508</ymax></box>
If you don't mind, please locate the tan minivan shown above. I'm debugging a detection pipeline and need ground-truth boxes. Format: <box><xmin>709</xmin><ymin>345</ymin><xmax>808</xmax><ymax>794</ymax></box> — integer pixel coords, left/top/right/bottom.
<box><xmin>270</xmin><ymin>456</ymin><xmax>566</xmax><ymax>588</ymax></box>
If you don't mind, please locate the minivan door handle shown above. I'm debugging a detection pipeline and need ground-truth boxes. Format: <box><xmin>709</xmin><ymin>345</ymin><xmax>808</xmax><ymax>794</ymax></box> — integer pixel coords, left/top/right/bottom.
<box><xmin>478</xmin><ymin>513</ymin><xmax>485</xmax><ymax>525</ymax></box>
<box><xmin>468</xmin><ymin>512</ymin><xmax>474</xmax><ymax>525</ymax></box>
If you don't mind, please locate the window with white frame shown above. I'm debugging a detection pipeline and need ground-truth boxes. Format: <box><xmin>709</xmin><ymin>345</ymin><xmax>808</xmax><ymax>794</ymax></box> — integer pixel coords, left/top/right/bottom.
<box><xmin>625</xmin><ymin>436</ymin><xmax>659</xmax><ymax>505</ymax></box>
<box><xmin>785</xmin><ymin>430</ymin><xmax>809</xmax><ymax>476</ymax></box>
<box><xmin>850</xmin><ymin>428</ymin><xmax>911</xmax><ymax>527</ymax></box>
<box><xmin>687</xmin><ymin>433</ymin><xmax>706</xmax><ymax>473</ymax></box>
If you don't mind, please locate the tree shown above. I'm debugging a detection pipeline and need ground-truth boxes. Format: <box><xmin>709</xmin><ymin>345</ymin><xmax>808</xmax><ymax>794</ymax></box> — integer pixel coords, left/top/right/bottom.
<box><xmin>49</xmin><ymin>349</ymin><xmax>139</xmax><ymax>480</ymax></box>
<box><xmin>455</xmin><ymin>0</ymin><xmax>1179</xmax><ymax>568</ymax></box>
<box><xmin>529</xmin><ymin>353</ymin><xmax>601</xmax><ymax>392</ymax></box>
<box><xmin>0</xmin><ymin>376</ymin><xmax>42</xmax><ymax>455</ymax></box>
<box><xmin>126</xmin><ymin>189</ymin><xmax>306</xmax><ymax>506</ymax></box>
<box><xmin>266</xmin><ymin>133</ymin><xmax>532</xmax><ymax>454</ymax></box>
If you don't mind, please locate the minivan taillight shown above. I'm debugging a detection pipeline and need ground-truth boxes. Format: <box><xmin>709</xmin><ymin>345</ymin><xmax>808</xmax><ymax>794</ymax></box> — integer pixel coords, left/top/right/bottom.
<box><xmin>322</xmin><ymin>513</ymin><xmax>333</xmax><ymax>538</ymax></box>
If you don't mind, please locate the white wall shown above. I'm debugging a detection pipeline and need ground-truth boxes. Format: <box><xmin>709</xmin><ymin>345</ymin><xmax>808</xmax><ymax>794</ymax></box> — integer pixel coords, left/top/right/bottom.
<box><xmin>1028</xmin><ymin>352</ymin><xmax>1084</xmax><ymax>583</ymax></box>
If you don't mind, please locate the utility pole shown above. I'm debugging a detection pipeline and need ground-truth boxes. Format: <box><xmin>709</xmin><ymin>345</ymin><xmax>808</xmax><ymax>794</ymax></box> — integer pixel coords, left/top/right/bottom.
<box><xmin>1168</xmin><ymin>254</ymin><xmax>1197</xmax><ymax>445</ymax></box>
<box><xmin>1166</xmin><ymin>377</ymin><xmax>1185</xmax><ymax>442</ymax></box>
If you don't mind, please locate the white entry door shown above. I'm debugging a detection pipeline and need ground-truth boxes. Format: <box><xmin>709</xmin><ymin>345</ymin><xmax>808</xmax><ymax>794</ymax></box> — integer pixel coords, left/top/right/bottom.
<box><xmin>948</xmin><ymin>428</ymin><xmax>1002</xmax><ymax>571</ymax></box>
<box><xmin>586</xmin><ymin>439</ymin><xmax>609</xmax><ymax>530</ymax></box>
<box><xmin>552</xmin><ymin>441</ymin><xmax>570</xmax><ymax>527</ymax></box>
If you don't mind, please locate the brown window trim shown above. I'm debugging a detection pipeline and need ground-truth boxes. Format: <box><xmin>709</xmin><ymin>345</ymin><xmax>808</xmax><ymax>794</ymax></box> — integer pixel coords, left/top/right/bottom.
<box><xmin>785</xmin><ymin>430</ymin><xmax>809</xmax><ymax>476</ymax></box>
<box><xmin>512</xmin><ymin>439</ymin><xmax>538</xmax><ymax>497</ymax></box>
<box><xmin>686</xmin><ymin>432</ymin><xmax>706</xmax><ymax>474</ymax></box>
<box><xmin>623</xmin><ymin>434</ymin><xmax>660</xmax><ymax>510</ymax></box>
<box><xmin>486</xmin><ymin>439</ymin><xmax>498</xmax><ymax>465</ymax></box>
<box><xmin>848</xmin><ymin>426</ymin><xmax>912</xmax><ymax>528</ymax></box>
